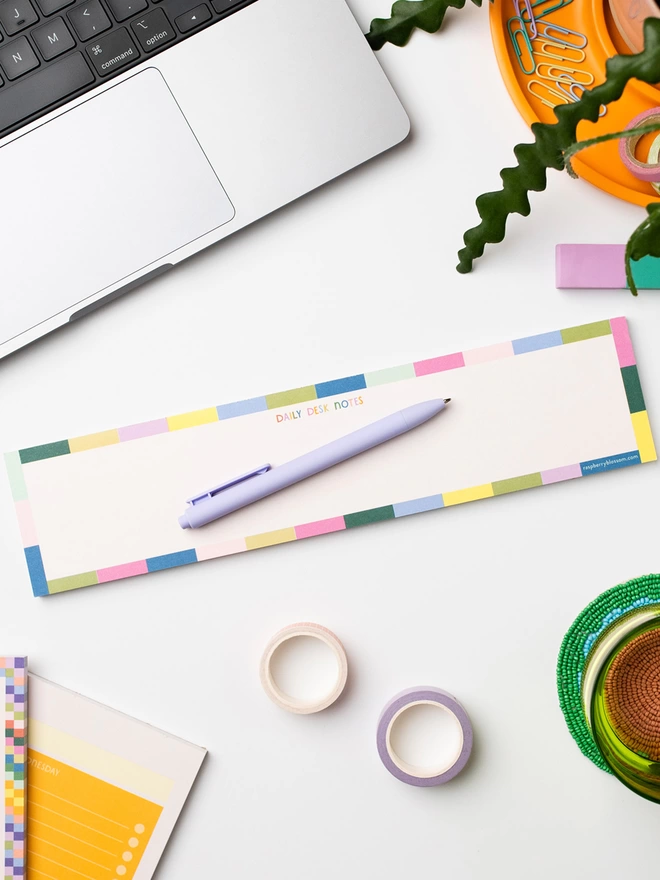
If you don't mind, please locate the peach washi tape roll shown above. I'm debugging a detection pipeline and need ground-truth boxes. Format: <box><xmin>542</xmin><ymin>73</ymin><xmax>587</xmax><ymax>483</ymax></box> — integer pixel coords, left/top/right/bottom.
<box><xmin>259</xmin><ymin>622</ymin><xmax>348</xmax><ymax>714</ymax></box>
<box><xmin>619</xmin><ymin>109</ymin><xmax>660</xmax><ymax>182</ymax></box>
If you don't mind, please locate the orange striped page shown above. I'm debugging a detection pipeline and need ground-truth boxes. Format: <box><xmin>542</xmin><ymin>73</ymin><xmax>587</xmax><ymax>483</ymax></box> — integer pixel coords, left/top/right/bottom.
<box><xmin>28</xmin><ymin>751</ymin><xmax>161</xmax><ymax>880</ymax></box>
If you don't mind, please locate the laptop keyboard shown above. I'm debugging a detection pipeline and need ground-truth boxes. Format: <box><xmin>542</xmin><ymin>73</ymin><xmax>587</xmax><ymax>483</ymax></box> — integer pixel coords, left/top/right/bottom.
<box><xmin>0</xmin><ymin>0</ymin><xmax>255</xmax><ymax>137</ymax></box>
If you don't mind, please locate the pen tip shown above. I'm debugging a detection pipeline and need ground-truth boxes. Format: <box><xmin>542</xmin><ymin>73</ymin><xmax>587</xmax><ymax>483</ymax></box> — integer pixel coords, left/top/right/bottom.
<box><xmin>444</xmin><ymin>398</ymin><xmax>451</xmax><ymax>404</ymax></box>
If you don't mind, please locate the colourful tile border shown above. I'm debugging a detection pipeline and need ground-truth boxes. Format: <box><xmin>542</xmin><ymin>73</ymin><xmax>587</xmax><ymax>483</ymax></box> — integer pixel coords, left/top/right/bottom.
<box><xmin>2</xmin><ymin>657</ymin><xmax>26</xmax><ymax>880</ymax></box>
<box><xmin>9</xmin><ymin>319</ymin><xmax>627</xmax><ymax>464</ymax></box>
<box><xmin>7</xmin><ymin>318</ymin><xmax>656</xmax><ymax>596</ymax></box>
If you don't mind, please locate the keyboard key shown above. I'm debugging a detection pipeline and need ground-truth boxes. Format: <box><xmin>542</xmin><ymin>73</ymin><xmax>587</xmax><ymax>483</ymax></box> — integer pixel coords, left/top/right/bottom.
<box><xmin>105</xmin><ymin>0</ymin><xmax>145</xmax><ymax>21</ymax></box>
<box><xmin>86</xmin><ymin>26</ymin><xmax>137</xmax><ymax>74</ymax></box>
<box><xmin>35</xmin><ymin>0</ymin><xmax>74</xmax><ymax>16</ymax></box>
<box><xmin>33</xmin><ymin>17</ymin><xmax>75</xmax><ymax>59</ymax></box>
<box><xmin>130</xmin><ymin>8</ymin><xmax>173</xmax><ymax>51</ymax></box>
<box><xmin>0</xmin><ymin>51</ymin><xmax>91</xmax><ymax>131</ymax></box>
<box><xmin>0</xmin><ymin>0</ymin><xmax>37</xmax><ymax>35</ymax></box>
<box><xmin>211</xmin><ymin>0</ymin><xmax>242</xmax><ymax>14</ymax></box>
<box><xmin>175</xmin><ymin>3</ymin><xmax>209</xmax><ymax>32</ymax></box>
<box><xmin>0</xmin><ymin>36</ymin><xmax>38</xmax><ymax>79</ymax></box>
<box><xmin>68</xmin><ymin>0</ymin><xmax>110</xmax><ymax>40</ymax></box>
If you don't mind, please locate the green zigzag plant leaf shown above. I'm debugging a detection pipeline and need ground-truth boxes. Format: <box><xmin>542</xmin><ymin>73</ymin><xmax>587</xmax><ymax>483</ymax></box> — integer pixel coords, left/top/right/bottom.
<box><xmin>366</xmin><ymin>0</ymin><xmax>481</xmax><ymax>51</ymax></box>
<box><xmin>561</xmin><ymin>121</ymin><xmax>660</xmax><ymax>294</ymax></box>
<box><xmin>457</xmin><ymin>18</ymin><xmax>660</xmax><ymax>278</ymax></box>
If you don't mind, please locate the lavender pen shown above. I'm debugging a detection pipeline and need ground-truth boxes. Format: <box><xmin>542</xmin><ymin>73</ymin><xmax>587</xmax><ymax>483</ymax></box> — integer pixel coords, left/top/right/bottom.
<box><xmin>178</xmin><ymin>398</ymin><xmax>450</xmax><ymax>529</ymax></box>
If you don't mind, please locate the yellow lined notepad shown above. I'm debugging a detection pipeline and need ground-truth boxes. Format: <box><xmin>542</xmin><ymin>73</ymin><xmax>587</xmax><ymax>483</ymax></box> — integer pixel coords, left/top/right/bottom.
<box><xmin>27</xmin><ymin>676</ymin><xmax>205</xmax><ymax>880</ymax></box>
<box><xmin>28</xmin><ymin>750</ymin><xmax>161</xmax><ymax>880</ymax></box>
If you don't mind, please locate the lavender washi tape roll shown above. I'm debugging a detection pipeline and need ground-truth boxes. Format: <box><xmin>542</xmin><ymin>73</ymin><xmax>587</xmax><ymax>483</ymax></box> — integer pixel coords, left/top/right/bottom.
<box><xmin>377</xmin><ymin>687</ymin><xmax>473</xmax><ymax>787</ymax></box>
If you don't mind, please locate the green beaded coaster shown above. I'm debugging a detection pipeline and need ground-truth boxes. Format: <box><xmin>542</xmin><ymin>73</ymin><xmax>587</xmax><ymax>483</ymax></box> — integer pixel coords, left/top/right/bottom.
<box><xmin>557</xmin><ymin>574</ymin><xmax>660</xmax><ymax>773</ymax></box>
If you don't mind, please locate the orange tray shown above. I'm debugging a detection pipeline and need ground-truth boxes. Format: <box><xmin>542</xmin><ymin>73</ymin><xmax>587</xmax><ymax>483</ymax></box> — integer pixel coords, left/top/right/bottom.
<box><xmin>490</xmin><ymin>0</ymin><xmax>660</xmax><ymax>205</ymax></box>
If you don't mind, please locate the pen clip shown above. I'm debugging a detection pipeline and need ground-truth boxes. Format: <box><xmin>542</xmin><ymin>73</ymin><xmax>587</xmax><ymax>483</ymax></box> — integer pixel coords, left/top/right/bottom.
<box><xmin>186</xmin><ymin>464</ymin><xmax>272</xmax><ymax>506</ymax></box>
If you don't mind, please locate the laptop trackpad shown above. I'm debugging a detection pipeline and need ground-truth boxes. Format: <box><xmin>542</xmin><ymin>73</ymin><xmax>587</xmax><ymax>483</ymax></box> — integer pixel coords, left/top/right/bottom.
<box><xmin>0</xmin><ymin>68</ymin><xmax>234</xmax><ymax>345</ymax></box>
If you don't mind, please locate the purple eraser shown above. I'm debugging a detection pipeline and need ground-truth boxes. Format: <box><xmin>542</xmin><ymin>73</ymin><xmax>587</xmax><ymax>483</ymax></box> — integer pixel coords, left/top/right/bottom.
<box><xmin>556</xmin><ymin>244</ymin><xmax>627</xmax><ymax>289</ymax></box>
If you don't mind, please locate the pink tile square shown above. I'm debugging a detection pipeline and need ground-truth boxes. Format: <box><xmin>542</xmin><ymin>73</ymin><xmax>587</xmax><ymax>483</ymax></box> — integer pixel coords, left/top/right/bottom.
<box><xmin>295</xmin><ymin>517</ymin><xmax>346</xmax><ymax>539</ymax></box>
<box><xmin>413</xmin><ymin>351</ymin><xmax>465</xmax><ymax>377</ymax></box>
<box><xmin>463</xmin><ymin>341</ymin><xmax>514</xmax><ymax>366</ymax></box>
<box><xmin>196</xmin><ymin>538</ymin><xmax>248</xmax><ymax>561</ymax></box>
<box><xmin>97</xmin><ymin>560</ymin><xmax>149</xmax><ymax>583</ymax></box>
<box><xmin>610</xmin><ymin>316</ymin><xmax>636</xmax><ymax>367</ymax></box>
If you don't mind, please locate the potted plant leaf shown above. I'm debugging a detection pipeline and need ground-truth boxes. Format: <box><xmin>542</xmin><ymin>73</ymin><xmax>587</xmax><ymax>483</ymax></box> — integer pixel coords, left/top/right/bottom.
<box><xmin>366</xmin><ymin>4</ymin><xmax>660</xmax><ymax>295</ymax></box>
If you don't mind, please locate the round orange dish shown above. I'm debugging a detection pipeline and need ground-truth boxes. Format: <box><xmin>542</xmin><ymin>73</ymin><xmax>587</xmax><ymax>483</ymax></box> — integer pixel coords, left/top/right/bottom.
<box><xmin>490</xmin><ymin>0</ymin><xmax>660</xmax><ymax>205</ymax></box>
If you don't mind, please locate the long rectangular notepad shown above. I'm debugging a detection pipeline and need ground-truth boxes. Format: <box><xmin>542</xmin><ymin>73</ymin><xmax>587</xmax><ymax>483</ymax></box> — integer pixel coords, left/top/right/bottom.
<box><xmin>27</xmin><ymin>674</ymin><xmax>205</xmax><ymax>880</ymax></box>
<box><xmin>5</xmin><ymin>317</ymin><xmax>656</xmax><ymax>596</ymax></box>
<box><xmin>3</xmin><ymin>658</ymin><xmax>26</xmax><ymax>880</ymax></box>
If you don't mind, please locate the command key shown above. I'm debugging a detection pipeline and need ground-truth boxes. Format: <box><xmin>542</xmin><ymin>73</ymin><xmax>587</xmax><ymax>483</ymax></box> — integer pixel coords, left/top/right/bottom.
<box><xmin>87</xmin><ymin>28</ymin><xmax>139</xmax><ymax>76</ymax></box>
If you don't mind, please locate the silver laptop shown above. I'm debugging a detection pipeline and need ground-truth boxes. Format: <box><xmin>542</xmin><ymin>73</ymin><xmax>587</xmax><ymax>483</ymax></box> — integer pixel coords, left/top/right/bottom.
<box><xmin>0</xmin><ymin>0</ymin><xmax>408</xmax><ymax>358</ymax></box>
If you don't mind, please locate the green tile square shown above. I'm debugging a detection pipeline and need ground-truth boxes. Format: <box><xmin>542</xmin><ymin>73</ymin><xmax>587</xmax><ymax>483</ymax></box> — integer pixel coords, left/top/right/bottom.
<box><xmin>265</xmin><ymin>386</ymin><xmax>316</xmax><ymax>410</ymax></box>
<box><xmin>492</xmin><ymin>473</ymin><xmax>543</xmax><ymax>495</ymax></box>
<box><xmin>344</xmin><ymin>506</ymin><xmax>395</xmax><ymax>528</ymax></box>
<box><xmin>621</xmin><ymin>365</ymin><xmax>646</xmax><ymax>414</ymax></box>
<box><xmin>19</xmin><ymin>439</ymin><xmax>70</xmax><ymax>464</ymax></box>
<box><xmin>560</xmin><ymin>321</ymin><xmax>612</xmax><ymax>344</ymax></box>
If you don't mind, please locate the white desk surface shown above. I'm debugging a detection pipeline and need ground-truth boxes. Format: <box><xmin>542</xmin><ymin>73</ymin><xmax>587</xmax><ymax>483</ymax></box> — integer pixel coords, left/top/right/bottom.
<box><xmin>2</xmin><ymin>3</ymin><xmax>660</xmax><ymax>876</ymax></box>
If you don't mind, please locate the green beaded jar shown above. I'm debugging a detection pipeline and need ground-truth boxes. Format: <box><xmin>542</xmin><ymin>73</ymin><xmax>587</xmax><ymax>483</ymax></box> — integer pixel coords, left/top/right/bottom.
<box><xmin>557</xmin><ymin>574</ymin><xmax>660</xmax><ymax>801</ymax></box>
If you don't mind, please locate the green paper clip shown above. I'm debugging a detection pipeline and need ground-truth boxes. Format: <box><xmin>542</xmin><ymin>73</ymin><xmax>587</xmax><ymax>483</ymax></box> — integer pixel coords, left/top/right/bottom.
<box><xmin>508</xmin><ymin>16</ymin><xmax>536</xmax><ymax>75</ymax></box>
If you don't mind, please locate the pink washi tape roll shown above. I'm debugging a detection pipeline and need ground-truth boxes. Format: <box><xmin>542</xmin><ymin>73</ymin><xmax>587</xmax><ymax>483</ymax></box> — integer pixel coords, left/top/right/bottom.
<box><xmin>259</xmin><ymin>622</ymin><xmax>348</xmax><ymax>714</ymax></box>
<box><xmin>619</xmin><ymin>109</ymin><xmax>660</xmax><ymax>182</ymax></box>
<box><xmin>377</xmin><ymin>687</ymin><xmax>473</xmax><ymax>787</ymax></box>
